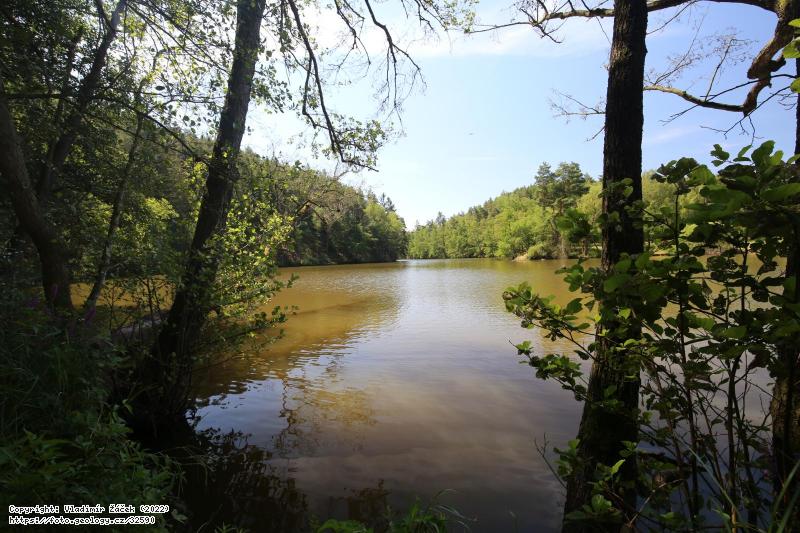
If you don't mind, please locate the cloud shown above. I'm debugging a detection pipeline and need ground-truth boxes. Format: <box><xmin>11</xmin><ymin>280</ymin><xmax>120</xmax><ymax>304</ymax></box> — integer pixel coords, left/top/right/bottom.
<box><xmin>409</xmin><ymin>20</ymin><xmax>612</xmax><ymax>59</ymax></box>
<box><xmin>643</xmin><ymin>126</ymin><xmax>696</xmax><ymax>146</ymax></box>
<box><xmin>303</xmin><ymin>4</ymin><xmax>612</xmax><ymax>61</ymax></box>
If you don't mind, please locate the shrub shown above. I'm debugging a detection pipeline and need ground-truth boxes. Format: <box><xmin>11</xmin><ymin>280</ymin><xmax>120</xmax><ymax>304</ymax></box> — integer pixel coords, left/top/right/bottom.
<box><xmin>0</xmin><ymin>301</ymin><xmax>177</xmax><ymax>531</ymax></box>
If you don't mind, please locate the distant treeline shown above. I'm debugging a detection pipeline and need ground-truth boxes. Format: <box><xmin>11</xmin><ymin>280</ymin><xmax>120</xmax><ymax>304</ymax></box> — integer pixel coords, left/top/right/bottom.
<box><xmin>1</xmin><ymin>127</ymin><xmax>407</xmax><ymax>289</ymax></box>
<box><xmin>277</xmin><ymin>182</ymin><xmax>408</xmax><ymax>266</ymax></box>
<box><xmin>407</xmin><ymin>162</ymin><xmax>683</xmax><ymax>260</ymax></box>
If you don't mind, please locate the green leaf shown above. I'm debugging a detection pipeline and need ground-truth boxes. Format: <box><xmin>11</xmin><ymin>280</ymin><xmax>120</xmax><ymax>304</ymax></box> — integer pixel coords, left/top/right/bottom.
<box><xmin>603</xmin><ymin>273</ymin><xmax>630</xmax><ymax>293</ymax></box>
<box><xmin>614</xmin><ymin>258</ymin><xmax>632</xmax><ymax>273</ymax></box>
<box><xmin>591</xmin><ymin>494</ymin><xmax>613</xmax><ymax>513</ymax></box>
<box><xmin>751</xmin><ymin>141</ymin><xmax>775</xmax><ymax>168</ymax></box>
<box><xmin>761</xmin><ymin>183</ymin><xmax>800</xmax><ymax>202</ymax></box>
<box><xmin>565</xmin><ymin>298</ymin><xmax>583</xmax><ymax>315</ymax></box>
<box><xmin>736</xmin><ymin>145</ymin><xmax>752</xmax><ymax>159</ymax></box>
<box><xmin>784</xmin><ymin>40</ymin><xmax>800</xmax><ymax>59</ymax></box>
<box><xmin>635</xmin><ymin>252</ymin><xmax>651</xmax><ymax>270</ymax></box>
<box><xmin>711</xmin><ymin>144</ymin><xmax>730</xmax><ymax>162</ymax></box>
<box><xmin>721</xmin><ymin>326</ymin><xmax>747</xmax><ymax>340</ymax></box>
<box><xmin>641</xmin><ymin>283</ymin><xmax>667</xmax><ymax>302</ymax></box>
<box><xmin>610</xmin><ymin>459</ymin><xmax>625</xmax><ymax>475</ymax></box>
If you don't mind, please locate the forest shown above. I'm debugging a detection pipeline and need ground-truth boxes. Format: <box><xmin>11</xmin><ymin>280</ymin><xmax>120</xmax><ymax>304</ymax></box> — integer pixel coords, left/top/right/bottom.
<box><xmin>407</xmin><ymin>164</ymin><xmax>687</xmax><ymax>260</ymax></box>
<box><xmin>2</xmin><ymin>0</ymin><xmax>800</xmax><ymax>532</ymax></box>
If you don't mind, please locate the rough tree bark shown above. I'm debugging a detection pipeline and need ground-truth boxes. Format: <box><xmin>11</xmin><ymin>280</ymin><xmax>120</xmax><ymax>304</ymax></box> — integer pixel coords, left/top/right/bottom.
<box><xmin>770</xmin><ymin>57</ymin><xmax>800</xmax><ymax>500</ymax></box>
<box><xmin>134</xmin><ymin>0</ymin><xmax>268</xmax><ymax>433</ymax></box>
<box><xmin>563</xmin><ymin>1</ymin><xmax>648</xmax><ymax>530</ymax></box>
<box><xmin>0</xmin><ymin>75</ymin><xmax>74</xmax><ymax>311</ymax></box>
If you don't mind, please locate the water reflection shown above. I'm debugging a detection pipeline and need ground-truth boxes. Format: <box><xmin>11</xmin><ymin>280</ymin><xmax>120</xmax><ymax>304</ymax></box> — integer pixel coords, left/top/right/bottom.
<box><xmin>189</xmin><ymin>259</ymin><xmax>587</xmax><ymax>532</ymax></box>
<box><xmin>176</xmin><ymin>428</ymin><xmax>404</xmax><ymax>532</ymax></box>
<box><xmin>177</xmin><ymin>428</ymin><xmax>309</xmax><ymax>532</ymax></box>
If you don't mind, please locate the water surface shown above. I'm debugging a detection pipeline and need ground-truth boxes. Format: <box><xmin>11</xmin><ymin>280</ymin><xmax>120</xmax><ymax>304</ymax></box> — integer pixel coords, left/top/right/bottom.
<box><xmin>191</xmin><ymin>259</ymin><xmax>589</xmax><ymax>532</ymax></box>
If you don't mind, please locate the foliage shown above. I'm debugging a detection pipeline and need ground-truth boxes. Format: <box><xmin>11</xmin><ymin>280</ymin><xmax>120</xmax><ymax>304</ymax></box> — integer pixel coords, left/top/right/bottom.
<box><xmin>407</xmin><ymin>163</ymin><xmax>682</xmax><ymax>260</ymax></box>
<box><xmin>407</xmin><ymin>167</ymin><xmax>583</xmax><ymax>260</ymax></box>
<box><xmin>0</xmin><ymin>130</ymin><xmax>406</xmax><ymax>298</ymax></box>
<box><xmin>0</xmin><ymin>299</ymin><xmax>176</xmax><ymax>530</ymax></box>
<box><xmin>503</xmin><ymin>142</ymin><xmax>800</xmax><ymax>529</ymax></box>
<box><xmin>277</xmin><ymin>173</ymin><xmax>409</xmax><ymax>266</ymax></box>
<box><xmin>316</xmin><ymin>497</ymin><xmax>469</xmax><ymax>533</ymax></box>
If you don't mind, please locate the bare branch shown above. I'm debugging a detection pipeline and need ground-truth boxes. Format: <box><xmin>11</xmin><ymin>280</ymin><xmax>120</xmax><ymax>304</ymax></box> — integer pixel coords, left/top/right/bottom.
<box><xmin>645</xmin><ymin>84</ymin><xmax>745</xmax><ymax>112</ymax></box>
<box><xmin>286</xmin><ymin>0</ymin><xmax>355</xmax><ymax>166</ymax></box>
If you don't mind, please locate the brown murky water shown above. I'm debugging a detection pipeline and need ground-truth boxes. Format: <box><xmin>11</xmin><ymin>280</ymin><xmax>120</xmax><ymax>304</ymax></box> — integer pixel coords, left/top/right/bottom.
<box><xmin>190</xmin><ymin>259</ymin><xmax>592</xmax><ymax>532</ymax></box>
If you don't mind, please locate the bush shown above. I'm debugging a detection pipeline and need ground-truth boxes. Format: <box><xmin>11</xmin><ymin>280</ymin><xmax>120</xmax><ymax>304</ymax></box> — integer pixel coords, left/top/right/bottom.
<box><xmin>316</xmin><ymin>498</ymin><xmax>467</xmax><ymax>533</ymax></box>
<box><xmin>526</xmin><ymin>243</ymin><xmax>556</xmax><ymax>260</ymax></box>
<box><xmin>0</xmin><ymin>301</ymin><xmax>177</xmax><ymax>530</ymax></box>
<box><xmin>505</xmin><ymin>143</ymin><xmax>800</xmax><ymax>530</ymax></box>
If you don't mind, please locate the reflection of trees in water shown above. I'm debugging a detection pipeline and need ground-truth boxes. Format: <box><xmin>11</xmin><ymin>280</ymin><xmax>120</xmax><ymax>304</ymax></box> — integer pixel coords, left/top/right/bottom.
<box><xmin>174</xmin><ymin>428</ymin><xmax>309</xmax><ymax>532</ymax></box>
<box><xmin>191</xmin><ymin>286</ymin><xmax>390</xmax><ymax>457</ymax></box>
<box><xmin>181</xmin><ymin>342</ymin><xmax>380</xmax><ymax>528</ymax></box>
<box><xmin>179</xmin><ymin>268</ymin><xmax>409</xmax><ymax>528</ymax></box>
<box><xmin>194</xmin><ymin>269</ymin><xmax>407</xmax><ymax>404</ymax></box>
<box><xmin>175</xmin><ymin>427</ymin><xmax>391</xmax><ymax>532</ymax></box>
<box><xmin>273</xmin><ymin>376</ymin><xmax>376</xmax><ymax>457</ymax></box>
<box><xmin>329</xmin><ymin>481</ymin><xmax>393</xmax><ymax>530</ymax></box>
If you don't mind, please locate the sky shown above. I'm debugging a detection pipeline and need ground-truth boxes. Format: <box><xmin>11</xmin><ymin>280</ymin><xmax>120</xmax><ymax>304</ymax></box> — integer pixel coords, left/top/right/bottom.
<box><xmin>242</xmin><ymin>0</ymin><xmax>796</xmax><ymax>229</ymax></box>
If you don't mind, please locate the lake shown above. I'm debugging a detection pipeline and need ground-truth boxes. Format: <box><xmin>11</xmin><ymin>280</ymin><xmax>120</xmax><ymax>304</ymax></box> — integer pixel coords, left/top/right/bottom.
<box><xmin>189</xmin><ymin>258</ymin><xmax>592</xmax><ymax>532</ymax></box>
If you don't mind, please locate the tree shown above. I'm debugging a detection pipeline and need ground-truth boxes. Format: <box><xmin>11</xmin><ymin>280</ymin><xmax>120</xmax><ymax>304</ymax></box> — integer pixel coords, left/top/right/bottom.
<box><xmin>506</xmin><ymin>142</ymin><xmax>800</xmax><ymax>532</ymax></box>
<box><xmin>0</xmin><ymin>0</ymin><xmax>128</xmax><ymax>311</ymax></box>
<box><xmin>134</xmin><ymin>0</ymin><xmax>269</xmax><ymax>432</ymax></box>
<box><xmin>406</xmin><ymin>171</ymin><xmax>599</xmax><ymax>261</ymax></box>
<box><xmin>0</xmin><ymin>73</ymin><xmax>74</xmax><ymax>311</ymax></box>
<box><xmin>559</xmin><ymin>1</ymin><xmax>649</xmax><ymax>529</ymax></box>
<box><xmin>83</xmin><ymin>87</ymin><xmax>147</xmax><ymax>311</ymax></box>
<box><xmin>478</xmin><ymin>0</ymin><xmax>799</xmax><ymax>118</ymax></box>
<box><xmin>771</xmin><ymin>54</ymin><xmax>800</xmax><ymax>499</ymax></box>
<box><xmin>129</xmin><ymin>0</ymin><xmax>462</xmax><ymax>430</ymax></box>
<box><xmin>534</xmin><ymin>162</ymin><xmax>590</xmax><ymax>258</ymax></box>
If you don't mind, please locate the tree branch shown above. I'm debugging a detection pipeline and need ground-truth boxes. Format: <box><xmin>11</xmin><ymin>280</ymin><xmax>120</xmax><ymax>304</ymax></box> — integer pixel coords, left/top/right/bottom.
<box><xmin>645</xmin><ymin>84</ymin><xmax>745</xmax><ymax>112</ymax></box>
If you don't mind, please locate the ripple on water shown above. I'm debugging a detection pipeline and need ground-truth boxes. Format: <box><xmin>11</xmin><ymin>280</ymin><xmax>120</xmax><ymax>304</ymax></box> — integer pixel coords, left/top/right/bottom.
<box><xmin>191</xmin><ymin>259</ymin><xmax>586</xmax><ymax>532</ymax></box>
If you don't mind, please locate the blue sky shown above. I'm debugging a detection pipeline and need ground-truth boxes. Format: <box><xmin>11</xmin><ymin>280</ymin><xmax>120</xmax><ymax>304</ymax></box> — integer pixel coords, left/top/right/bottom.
<box><xmin>244</xmin><ymin>1</ymin><xmax>795</xmax><ymax>228</ymax></box>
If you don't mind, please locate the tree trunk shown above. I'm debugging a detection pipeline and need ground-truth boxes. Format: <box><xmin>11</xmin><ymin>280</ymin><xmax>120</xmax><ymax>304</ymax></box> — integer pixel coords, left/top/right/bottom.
<box><xmin>0</xmin><ymin>1</ymin><xmax>125</xmax><ymax>310</ymax></box>
<box><xmin>84</xmin><ymin>113</ymin><xmax>143</xmax><ymax>311</ymax></box>
<box><xmin>134</xmin><ymin>0</ymin><xmax>267</xmax><ymax>434</ymax></box>
<box><xmin>554</xmin><ymin>215</ymin><xmax>568</xmax><ymax>259</ymax></box>
<box><xmin>0</xmin><ymin>75</ymin><xmax>73</xmax><ymax>311</ymax></box>
<box><xmin>563</xmin><ymin>1</ymin><xmax>647</xmax><ymax>530</ymax></box>
<box><xmin>770</xmin><ymin>57</ymin><xmax>800</xmax><ymax>501</ymax></box>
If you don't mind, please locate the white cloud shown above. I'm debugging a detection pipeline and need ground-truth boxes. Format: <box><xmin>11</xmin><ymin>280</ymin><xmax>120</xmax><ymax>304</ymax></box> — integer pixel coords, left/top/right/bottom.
<box><xmin>409</xmin><ymin>20</ymin><xmax>611</xmax><ymax>59</ymax></box>
<box><xmin>302</xmin><ymin>4</ymin><xmax>612</xmax><ymax>61</ymax></box>
<box><xmin>643</xmin><ymin>125</ymin><xmax>696</xmax><ymax>146</ymax></box>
